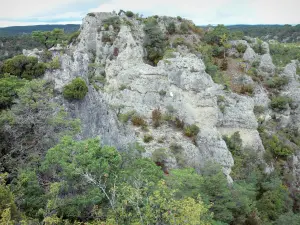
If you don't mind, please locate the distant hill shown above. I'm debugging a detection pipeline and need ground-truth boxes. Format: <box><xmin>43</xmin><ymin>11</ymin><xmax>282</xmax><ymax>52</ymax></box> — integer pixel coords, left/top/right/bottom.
<box><xmin>0</xmin><ymin>24</ymin><xmax>80</xmax><ymax>37</ymax></box>
<box><xmin>226</xmin><ymin>24</ymin><xmax>300</xmax><ymax>43</ymax></box>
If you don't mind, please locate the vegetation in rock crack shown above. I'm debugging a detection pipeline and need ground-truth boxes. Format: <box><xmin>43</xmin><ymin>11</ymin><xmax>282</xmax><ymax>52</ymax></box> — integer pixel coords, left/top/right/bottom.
<box><xmin>63</xmin><ymin>77</ymin><xmax>88</xmax><ymax>100</ymax></box>
<box><xmin>143</xmin><ymin>18</ymin><xmax>167</xmax><ymax>66</ymax></box>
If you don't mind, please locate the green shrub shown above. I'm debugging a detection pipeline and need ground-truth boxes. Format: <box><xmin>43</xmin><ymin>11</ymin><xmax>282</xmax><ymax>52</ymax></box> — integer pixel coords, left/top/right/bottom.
<box><xmin>68</xmin><ymin>31</ymin><xmax>80</xmax><ymax>44</ymax></box>
<box><xmin>254</xmin><ymin>105</ymin><xmax>265</xmax><ymax>114</ymax></box>
<box><xmin>220</xmin><ymin>58</ymin><xmax>228</xmax><ymax>70</ymax></box>
<box><xmin>169</xmin><ymin>143</ymin><xmax>186</xmax><ymax>167</ymax></box>
<box><xmin>270</xmin><ymin>43</ymin><xmax>300</xmax><ymax>67</ymax></box>
<box><xmin>167</xmin><ymin>22</ymin><xmax>176</xmax><ymax>34</ymax></box>
<box><xmin>236</xmin><ymin>43</ymin><xmax>247</xmax><ymax>53</ymax></box>
<box><xmin>252</xmin><ymin>40</ymin><xmax>266</xmax><ymax>55</ymax></box>
<box><xmin>212</xmin><ymin>45</ymin><xmax>224</xmax><ymax>58</ymax></box>
<box><xmin>175</xmin><ymin>117</ymin><xmax>184</xmax><ymax>129</ymax></box>
<box><xmin>47</xmin><ymin>56</ymin><xmax>60</xmax><ymax>70</ymax></box>
<box><xmin>143</xmin><ymin>18</ymin><xmax>167</xmax><ymax>65</ymax></box>
<box><xmin>296</xmin><ymin>66</ymin><xmax>300</xmax><ymax>75</ymax></box>
<box><xmin>102</xmin><ymin>33</ymin><xmax>112</xmax><ymax>43</ymax></box>
<box><xmin>223</xmin><ymin>132</ymin><xmax>242</xmax><ymax>156</ymax></box>
<box><xmin>152</xmin><ymin>148</ymin><xmax>167</xmax><ymax>162</ymax></box>
<box><xmin>118</xmin><ymin>110</ymin><xmax>135</xmax><ymax>123</ymax></box>
<box><xmin>177</xmin><ymin>16</ymin><xmax>182</xmax><ymax>21</ymax></box>
<box><xmin>119</xmin><ymin>84</ymin><xmax>129</xmax><ymax>90</ymax></box>
<box><xmin>265</xmin><ymin>76</ymin><xmax>288</xmax><ymax>89</ymax></box>
<box><xmin>143</xmin><ymin>134</ymin><xmax>154</xmax><ymax>143</ymax></box>
<box><xmin>172</xmin><ymin>37</ymin><xmax>185</xmax><ymax>48</ymax></box>
<box><xmin>131</xmin><ymin>115</ymin><xmax>147</xmax><ymax>127</ymax></box>
<box><xmin>39</xmin><ymin>50</ymin><xmax>52</xmax><ymax>62</ymax></box>
<box><xmin>184</xmin><ymin>124</ymin><xmax>200</xmax><ymax>137</ymax></box>
<box><xmin>203</xmin><ymin>24</ymin><xmax>229</xmax><ymax>46</ymax></box>
<box><xmin>261</xmin><ymin>133</ymin><xmax>293</xmax><ymax>157</ymax></box>
<box><xmin>180</xmin><ymin>22</ymin><xmax>189</xmax><ymax>33</ymax></box>
<box><xmin>252</xmin><ymin>60</ymin><xmax>260</xmax><ymax>68</ymax></box>
<box><xmin>102</xmin><ymin>16</ymin><xmax>121</xmax><ymax>32</ymax></box>
<box><xmin>125</xmin><ymin>11</ymin><xmax>134</xmax><ymax>17</ymax></box>
<box><xmin>247</xmin><ymin>68</ymin><xmax>258</xmax><ymax>76</ymax></box>
<box><xmin>239</xmin><ymin>84</ymin><xmax>254</xmax><ymax>96</ymax></box>
<box><xmin>0</xmin><ymin>75</ymin><xmax>26</xmax><ymax>109</ymax></box>
<box><xmin>159</xmin><ymin>90</ymin><xmax>167</xmax><ymax>96</ymax></box>
<box><xmin>87</xmin><ymin>13</ymin><xmax>96</xmax><ymax>17</ymax></box>
<box><xmin>152</xmin><ymin>108</ymin><xmax>162</xmax><ymax>128</ymax></box>
<box><xmin>2</xmin><ymin>55</ymin><xmax>46</xmax><ymax>80</ymax></box>
<box><xmin>62</xmin><ymin>77</ymin><xmax>88</xmax><ymax>100</ymax></box>
<box><xmin>270</xmin><ymin>96</ymin><xmax>292</xmax><ymax>110</ymax></box>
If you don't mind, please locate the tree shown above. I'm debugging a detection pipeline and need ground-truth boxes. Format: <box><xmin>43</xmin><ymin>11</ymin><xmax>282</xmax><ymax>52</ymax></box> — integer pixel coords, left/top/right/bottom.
<box><xmin>40</xmin><ymin>137</ymin><xmax>122</xmax><ymax>220</ymax></box>
<box><xmin>2</xmin><ymin>55</ymin><xmax>46</xmax><ymax>80</ymax></box>
<box><xmin>0</xmin><ymin>173</ymin><xmax>19</xmax><ymax>222</ymax></box>
<box><xmin>0</xmin><ymin>80</ymin><xmax>80</xmax><ymax>176</ymax></box>
<box><xmin>63</xmin><ymin>77</ymin><xmax>88</xmax><ymax>100</ymax></box>
<box><xmin>200</xmin><ymin>164</ymin><xmax>236</xmax><ymax>224</ymax></box>
<box><xmin>0</xmin><ymin>75</ymin><xmax>26</xmax><ymax>109</ymax></box>
<box><xmin>257</xmin><ymin>173</ymin><xmax>293</xmax><ymax>222</ymax></box>
<box><xmin>204</xmin><ymin>24</ymin><xmax>229</xmax><ymax>46</ymax></box>
<box><xmin>32</xmin><ymin>29</ymin><xmax>65</xmax><ymax>49</ymax></box>
<box><xmin>167</xmin><ymin>22</ymin><xmax>176</xmax><ymax>34</ymax></box>
<box><xmin>143</xmin><ymin>18</ymin><xmax>167</xmax><ymax>65</ymax></box>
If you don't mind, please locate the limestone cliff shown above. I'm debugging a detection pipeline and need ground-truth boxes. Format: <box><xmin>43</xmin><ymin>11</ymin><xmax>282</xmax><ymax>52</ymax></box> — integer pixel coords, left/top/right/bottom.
<box><xmin>23</xmin><ymin>12</ymin><xmax>300</xmax><ymax>182</ymax></box>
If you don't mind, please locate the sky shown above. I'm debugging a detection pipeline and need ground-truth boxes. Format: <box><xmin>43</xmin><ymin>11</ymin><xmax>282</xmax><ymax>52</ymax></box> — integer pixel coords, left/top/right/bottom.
<box><xmin>0</xmin><ymin>0</ymin><xmax>299</xmax><ymax>27</ymax></box>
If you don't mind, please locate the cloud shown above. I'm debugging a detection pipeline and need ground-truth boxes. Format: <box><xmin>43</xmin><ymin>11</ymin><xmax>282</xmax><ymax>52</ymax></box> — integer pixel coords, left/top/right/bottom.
<box><xmin>0</xmin><ymin>0</ymin><xmax>99</xmax><ymax>19</ymax></box>
<box><xmin>90</xmin><ymin>0</ymin><xmax>300</xmax><ymax>24</ymax></box>
<box><xmin>0</xmin><ymin>20</ymin><xmax>82</xmax><ymax>28</ymax></box>
<box><xmin>0</xmin><ymin>0</ymin><xmax>299</xmax><ymax>27</ymax></box>
<box><xmin>89</xmin><ymin>0</ymin><xmax>232</xmax><ymax>24</ymax></box>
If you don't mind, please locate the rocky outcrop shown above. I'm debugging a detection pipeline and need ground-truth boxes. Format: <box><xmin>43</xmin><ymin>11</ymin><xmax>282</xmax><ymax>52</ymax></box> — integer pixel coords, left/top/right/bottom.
<box><xmin>26</xmin><ymin>12</ymin><xmax>267</xmax><ymax>180</ymax></box>
<box><xmin>243</xmin><ymin>46</ymin><xmax>257</xmax><ymax>63</ymax></box>
<box><xmin>259</xmin><ymin>53</ymin><xmax>276</xmax><ymax>75</ymax></box>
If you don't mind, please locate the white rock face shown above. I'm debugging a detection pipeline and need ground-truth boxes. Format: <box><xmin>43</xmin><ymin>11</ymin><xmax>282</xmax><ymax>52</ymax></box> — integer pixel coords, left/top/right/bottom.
<box><xmin>259</xmin><ymin>54</ymin><xmax>276</xmax><ymax>75</ymax></box>
<box><xmin>29</xmin><ymin>13</ymin><xmax>265</xmax><ymax>180</ymax></box>
<box><xmin>243</xmin><ymin>47</ymin><xmax>257</xmax><ymax>63</ymax></box>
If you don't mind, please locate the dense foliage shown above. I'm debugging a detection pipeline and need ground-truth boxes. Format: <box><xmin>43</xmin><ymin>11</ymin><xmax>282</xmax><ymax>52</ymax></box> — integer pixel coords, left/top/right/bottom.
<box><xmin>0</xmin><ymin>24</ymin><xmax>80</xmax><ymax>37</ymax></box>
<box><xmin>0</xmin><ymin>75</ymin><xmax>26</xmax><ymax>109</ymax></box>
<box><xmin>63</xmin><ymin>78</ymin><xmax>88</xmax><ymax>100</ymax></box>
<box><xmin>143</xmin><ymin>18</ymin><xmax>167</xmax><ymax>65</ymax></box>
<box><xmin>227</xmin><ymin>24</ymin><xmax>300</xmax><ymax>43</ymax></box>
<box><xmin>1</xmin><ymin>55</ymin><xmax>46</xmax><ymax>80</ymax></box>
<box><xmin>269</xmin><ymin>42</ymin><xmax>300</xmax><ymax>67</ymax></box>
<box><xmin>1</xmin><ymin>15</ymin><xmax>300</xmax><ymax>225</ymax></box>
<box><xmin>32</xmin><ymin>28</ymin><xmax>65</xmax><ymax>49</ymax></box>
<box><xmin>0</xmin><ymin>35</ymin><xmax>42</xmax><ymax>62</ymax></box>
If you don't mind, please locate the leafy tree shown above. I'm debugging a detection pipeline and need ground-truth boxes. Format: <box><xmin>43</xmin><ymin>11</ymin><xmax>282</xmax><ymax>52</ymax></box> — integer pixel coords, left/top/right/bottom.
<box><xmin>0</xmin><ymin>80</ymin><xmax>80</xmax><ymax>176</ymax></box>
<box><xmin>32</xmin><ymin>28</ymin><xmax>65</xmax><ymax>49</ymax></box>
<box><xmin>223</xmin><ymin>132</ymin><xmax>242</xmax><ymax>156</ymax></box>
<box><xmin>40</xmin><ymin>137</ymin><xmax>121</xmax><ymax>220</ymax></box>
<box><xmin>2</xmin><ymin>55</ymin><xmax>46</xmax><ymax>80</ymax></box>
<box><xmin>0</xmin><ymin>173</ymin><xmax>19</xmax><ymax>221</ymax></box>
<box><xmin>236</xmin><ymin>43</ymin><xmax>247</xmax><ymax>53</ymax></box>
<box><xmin>257</xmin><ymin>173</ymin><xmax>293</xmax><ymax>222</ymax></box>
<box><xmin>274</xmin><ymin>211</ymin><xmax>300</xmax><ymax>225</ymax></box>
<box><xmin>200</xmin><ymin>164</ymin><xmax>235</xmax><ymax>224</ymax></box>
<box><xmin>0</xmin><ymin>75</ymin><xmax>26</xmax><ymax>109</ymax></box>
<box><xmin>125</xmin><ymin>11</ymin><xmax>134</xmax><ymax>17</ymax></box>
<box><xmin>270</xmin><ymin>96</ymin><xmax>292</xmax><ymax>111</ymax></box>
<box><xmin>167</xmin><ymin>22</ymin><xmax>176</xmax><ymax>34</ymax></box>
<box><xmin>204</xmin><ymin>25</ymin><xmax>230</xmax><ymax>46</ymax></box>
<box><xmin>63</xmin><ymin>77</ymin><xmax>88</xmax><ymax>100</ymax></box>
<box><xmin>13</xmin><ymin>170</ymin><xmax>46</xmax><ymax>218</ymax></box>
<box><xmin>107</xmin><ymin>180</ymin><xmax>212</xmax><ymax>225</ymax></box>
<box><xmin>143</xmin><ymin>18</ymin><xmax>167</xmax><ymax>65</ymax></box>
<box><xmin>166</xmin><ymin>168</ymin><xmax>203</xmax><ymax>199</ymax></box>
